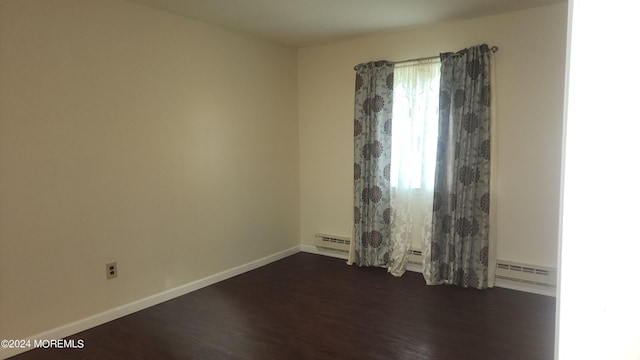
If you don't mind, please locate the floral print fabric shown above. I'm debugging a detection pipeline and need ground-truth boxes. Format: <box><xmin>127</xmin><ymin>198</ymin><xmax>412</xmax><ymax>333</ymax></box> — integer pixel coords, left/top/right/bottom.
<box><xmin>353</xmin><ymin>61</ymin><xmax>394</xmax><ymax>267</ymax></box>
<box><xmin>425</xmin><ymin>45</ymin><xmax>492</xmax><ymax>289</ymax></box>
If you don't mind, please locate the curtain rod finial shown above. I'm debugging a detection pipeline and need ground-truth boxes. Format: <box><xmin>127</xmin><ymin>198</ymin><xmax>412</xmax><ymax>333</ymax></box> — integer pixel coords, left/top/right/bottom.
<box><xmin>490</xmin><ymin>46</ymin><xmax>499</xmax><ymax>53</ymax></box>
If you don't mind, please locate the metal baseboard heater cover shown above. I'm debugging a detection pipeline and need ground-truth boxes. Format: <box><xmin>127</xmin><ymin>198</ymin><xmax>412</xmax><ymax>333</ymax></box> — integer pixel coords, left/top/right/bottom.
<box><xmin>403</xmin><ymin>253</ymin><xmax>557</xmax><ymax>288</ymax></box>
<box><xmin>315</xmin><ymin>233</ymin><xmax>557</xmax><ymax>288</ymax></box>
<box><xmin>315</xmin><ymin>233</ymin><xmax>424</xmax><ymax>263</ymax></box>
<box><xmin>314</xmin><ymin>233</ymin><xmax>351</xmax><ymax>252</ymax></box>
<box><xmin>407</xmin><ymin>249</ymin><xmax>423</xmax><ymax>265</ymax></box>
<box><xmin>495</xmin><ymin>260</ymin><xmax>557</xmax><ymax>288</ymax></box>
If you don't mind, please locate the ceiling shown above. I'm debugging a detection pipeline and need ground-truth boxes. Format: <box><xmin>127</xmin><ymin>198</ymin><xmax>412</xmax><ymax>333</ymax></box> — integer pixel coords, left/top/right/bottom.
<box><xmin>127</xmin><ymin>0</ymin><xmax>566</xmax><ymax>47</ymax></box>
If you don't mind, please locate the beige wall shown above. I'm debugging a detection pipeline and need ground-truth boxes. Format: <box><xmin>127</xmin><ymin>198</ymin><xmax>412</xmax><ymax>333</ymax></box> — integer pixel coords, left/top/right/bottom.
<box><xmin>0</xmin><ymin>0</ymin><xmax>299</xmax><ymax>339</ymax></box>
<box><xmin>298</xmin><ymin>4</ymin><xmax>567</xmax><ymax>268</ymax></box>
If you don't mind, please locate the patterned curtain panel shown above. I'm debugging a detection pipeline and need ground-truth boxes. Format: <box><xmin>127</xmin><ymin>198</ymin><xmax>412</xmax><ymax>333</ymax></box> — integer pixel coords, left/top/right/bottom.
<box><xmin>353</xmin><ymin>61</ymin><xmax>394</xmax><ymax>267</ymax></box>
<box><xmin>388</xmin><ymin>59</ymin><xmax>441</xmax><ymax>277</ymax></box>
<box><xmin>425</xmin><ymin>45</ymin><xmax>492</xmax><ymax>289</ymax></box>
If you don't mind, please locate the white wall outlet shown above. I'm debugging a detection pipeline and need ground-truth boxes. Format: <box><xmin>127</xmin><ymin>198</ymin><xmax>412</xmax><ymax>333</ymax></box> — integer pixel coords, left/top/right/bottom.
<box><xmin>106</xmin><ymin>262</ymin><xmax>117</xmax><ymax>280</ymax></box>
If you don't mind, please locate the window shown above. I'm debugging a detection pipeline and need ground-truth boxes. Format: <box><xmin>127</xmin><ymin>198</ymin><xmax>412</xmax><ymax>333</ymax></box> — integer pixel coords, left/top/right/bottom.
<box><xmin>390</xmin><ymin>59</ymin><xmax>441</xmax><ymax>191</ymax></box>
<box><xmin>388</xmin><ymin>58</ymin><xmax>441</xmax><ymax>255</ymax></box>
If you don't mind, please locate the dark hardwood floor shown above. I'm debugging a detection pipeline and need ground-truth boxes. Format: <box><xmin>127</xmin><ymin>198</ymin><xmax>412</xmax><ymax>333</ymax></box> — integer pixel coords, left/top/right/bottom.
<box><xmin>10</xmin><ymin>253</ymin><xmax>556</xmax><ymax>360</ymax></box>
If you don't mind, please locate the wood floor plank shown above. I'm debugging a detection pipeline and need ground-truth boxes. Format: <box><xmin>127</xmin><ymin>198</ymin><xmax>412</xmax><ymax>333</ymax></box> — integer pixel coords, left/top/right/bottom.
<box><xmin>9</xmin><ymin>253</ymin><xmax>556</xmax><ymax>359</ymax></box>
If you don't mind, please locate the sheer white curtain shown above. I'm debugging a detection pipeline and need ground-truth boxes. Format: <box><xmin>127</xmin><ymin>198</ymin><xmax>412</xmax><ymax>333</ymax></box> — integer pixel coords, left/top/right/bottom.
<box><xmin>388</xmin><ymin>59</ymin><xmax>441</xmax><ymax>276</ymax></box>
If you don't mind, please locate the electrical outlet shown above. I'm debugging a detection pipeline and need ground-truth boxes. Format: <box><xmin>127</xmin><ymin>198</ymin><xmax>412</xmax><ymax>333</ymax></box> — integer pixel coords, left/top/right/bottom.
<box><xmin>106</xmin><ymin>262</ymin><xmax>117</xmax><ymax>280</ymax></box>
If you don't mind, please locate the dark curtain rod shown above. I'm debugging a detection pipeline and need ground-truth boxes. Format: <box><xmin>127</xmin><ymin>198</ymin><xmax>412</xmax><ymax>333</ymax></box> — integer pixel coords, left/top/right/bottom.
<box><xmin>354</xmin><ymin>46</ymin><xmax>499</xmax><ymax>70</ymax></box>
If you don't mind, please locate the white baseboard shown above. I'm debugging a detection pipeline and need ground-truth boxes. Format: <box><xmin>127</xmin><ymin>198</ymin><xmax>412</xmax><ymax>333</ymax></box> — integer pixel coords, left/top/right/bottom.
<box><xmin>494</xmin><ymin>278</ymin><xmax>557</xmax><ymax>297</ymax></box>
<box><xmin>300</xmin><ymin>246</ymin><xmax>556</xmax><ymax>297</ymax></box>
<box><xmin>300</xmin><ymin>244</ymin><xmax>349</xmax><ymax>260</ymax></box>
<box><xmin>1</xmin><ymin>246</ymin><xmax>301</xmax><ymax>359</ymax></box>
<box><xmin>301</xmin><ymin>245</ymin><xmax>423</xmax><ymax>273</ymax></box>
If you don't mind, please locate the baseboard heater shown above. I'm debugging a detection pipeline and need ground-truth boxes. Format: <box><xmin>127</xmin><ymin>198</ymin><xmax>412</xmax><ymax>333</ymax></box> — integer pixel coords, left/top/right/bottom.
<box><xmin>314</xmin><ymin>233</ymin><xmax>351</xmax><ymax>252</ymax></box>
<box><xmin>407</xmin><ymin>249</ymin><xmax>423</xmax><ymax>265</ymax></box>
<box><xmin>407</xmin><ymin>254</ymin><xmax>556</xmax><ymax>289</ymax></box>
<box><xmin>314</xmin><ymin>233</ymin><xmax>424</xmax><ymax>262</ymax></box>
<box><xmin>495</xmin><ymin>260</ymin><xmax>557</xmax><ymax>288</ymax></box>
<box><xmin>314</xmin><ymin>234</ymin><xmax>556</xmax><ymax>289</ymax></box>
